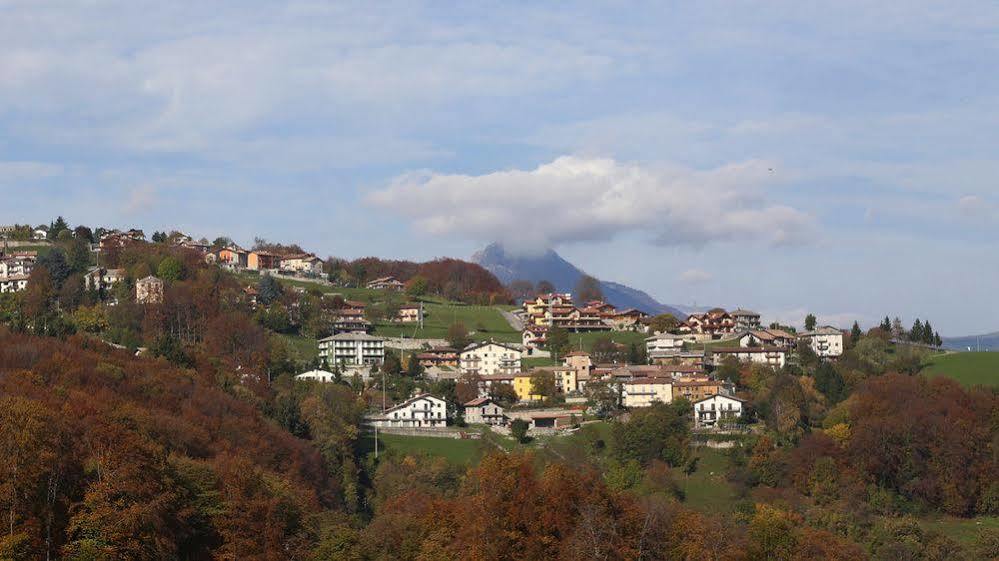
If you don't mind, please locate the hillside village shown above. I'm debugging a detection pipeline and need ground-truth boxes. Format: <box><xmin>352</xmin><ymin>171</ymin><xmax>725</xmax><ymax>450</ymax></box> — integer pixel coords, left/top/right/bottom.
<box><xmin>2</xmin><ymin>217</ymin><xmax>996</xmax><ymax>560</ymax></box>
<box><xmin>1</xmin><ymin>218</ymin><xmax>947</xmax><ymax>439</ymax></box>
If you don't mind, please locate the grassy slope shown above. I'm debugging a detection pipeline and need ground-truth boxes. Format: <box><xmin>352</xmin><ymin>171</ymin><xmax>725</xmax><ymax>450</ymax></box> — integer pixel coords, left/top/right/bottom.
<box><xmin>919</xmin><ymin>516</ymin><xmax>999</xmax><ymax>546</ymax></box>
<box><xmin>922</xmin><ymin>352</ymin><xmax>999</xmax><ymax>388</ymax></box>
<box><xmin>359</xmin><ymin>432</ymin><xmax>484</xmax><ymax>465</ymax></box>
<box><xmin>677</xmin><ymin>447</ymin><xmax>739</xmax><ymax>513</ymax></box>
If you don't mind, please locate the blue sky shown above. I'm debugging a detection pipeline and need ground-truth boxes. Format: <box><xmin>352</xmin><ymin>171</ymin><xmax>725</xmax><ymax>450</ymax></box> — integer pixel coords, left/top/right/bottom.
<box><xmin>2</xmin><ymin>1</ymin><xmax>998</xmax><ymax>334</ymax></box>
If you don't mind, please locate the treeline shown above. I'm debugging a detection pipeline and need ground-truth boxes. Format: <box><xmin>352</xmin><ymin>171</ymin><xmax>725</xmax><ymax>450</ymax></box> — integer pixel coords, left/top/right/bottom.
<box><xmin>326</xmin><ymin>256</ymin><xmax>511</xmax><ymax>305</ymax></box>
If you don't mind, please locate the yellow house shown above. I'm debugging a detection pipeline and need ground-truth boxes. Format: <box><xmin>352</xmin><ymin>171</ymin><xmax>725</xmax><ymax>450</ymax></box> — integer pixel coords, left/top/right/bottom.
<box><xmin>513</xmin><ymin>367</ymin><xmax>579</xmax><ymax>402</ymax></box>
<box><xmin>512</xmin><ymin>373</ymin><xmax>541</xmax><ymax>402</ymax></box>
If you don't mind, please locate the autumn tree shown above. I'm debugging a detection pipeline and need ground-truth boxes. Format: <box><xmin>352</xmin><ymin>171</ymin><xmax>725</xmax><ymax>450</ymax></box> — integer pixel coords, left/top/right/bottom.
<box><xmin>648</xmin><ymin>313</ymin><xmax>679</xmax><ymax>334</ymax></box>
<box><xmin>446</xmin><ymin>322</ymin><xmax>472</xmax><ymax>350</ymax></box>
<box><xmin>574</xmin><ymin>275</ymin><xmax>603</xmax><ymax>304</ymax></box>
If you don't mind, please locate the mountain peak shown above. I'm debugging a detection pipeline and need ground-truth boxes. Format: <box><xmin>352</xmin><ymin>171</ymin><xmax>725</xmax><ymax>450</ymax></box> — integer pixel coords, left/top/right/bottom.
<box><xmin>471</xmin><ymin>242</ymin><xmax>683</xmax><ymax>316</ymax></box>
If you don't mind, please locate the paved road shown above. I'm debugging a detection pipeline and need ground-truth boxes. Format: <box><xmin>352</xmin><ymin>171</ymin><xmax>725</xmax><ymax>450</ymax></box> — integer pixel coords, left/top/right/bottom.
<box><xmin>500</xmin><ymin>308</ymin><xmax>524</xmax><ymax>331</ymax></box>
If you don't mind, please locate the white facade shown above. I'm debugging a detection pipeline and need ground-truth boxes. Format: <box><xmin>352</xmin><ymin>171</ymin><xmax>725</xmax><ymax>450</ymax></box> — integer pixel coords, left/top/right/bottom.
<box><xmin>730</xmin><ymin>309</ymin><xmax>762</xmax><ymax>331</ymax></box>
<box><xmin>622</xmin><ymin>378</ymin><xmax>673</xmax><ymax>408</ymax></box>
<box><xmin>0</xmin><ymin>275</ymin><xmax>28</xmax><ymax>293</ymax></box>
<box><xmin>460</xmin><ymin>341</ymin><xmax>522</xmax><ymax>376</ymax></box>
<box><xmin>319</xmin><ymin>332</ymin><xmax>385</xmax><ymax>367</ymax></box>
<box><xmin>799</xmin><ymin>327</ymin><xmax>844</xmax><ymax>358</ymax></box>
<box><xmin>373</xmin><ymin>394</ymin><xmax>447</xmax><ymax>428</ymax></box>
<box><xmin>694</xmin><ymin>394</ymin><xmax>745</xmax><ymax>427</ymax></box>
<box><xmin>712</xmin><ymin>347</ymin><xmax>787</xmax><ymax>368</ymax></box>
<box><xmin>281</xmin><ymin>254</ymin><xmax>324</xmax><ymax>275</ymax></box>
<box><xmin>645</xmin><ymin>334</ymin><xmax>686</xmax><ymax>359</ymax></box>
<box><xmin>463</xmin><ymin>397</ymin><xmax>506</xmax><ymax>426</ymax></box>
<box><xmin>84</xmin><ymin>267</ymin><xmax>125</xmax><ymax>292</ymax></box>
<box><xmin>295</xmin><ymin>369</ymin><xmax>338</xmax><ymax>383</ymax></box>
<box><xmin>0</xmin><ymin>257</ymin><xmax>34</xmax><ymax>278</ymax></box>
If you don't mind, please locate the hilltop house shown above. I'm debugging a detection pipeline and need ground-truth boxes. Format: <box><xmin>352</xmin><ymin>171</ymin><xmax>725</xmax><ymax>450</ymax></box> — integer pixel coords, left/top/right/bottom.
<box><xmin>798</xmin><ymin>326</ymin><xmax>845</xmax><ymax>358</ymax></box>
<box><xmin>247</xmin><ymin>250</ymin><xmax>281</xmax><ymax>271</ymax></box>
<box><xmin>606</xmin><ymin>308</ymin><xmax>650</xmax><ymax>332</ymax></box>
<box><xmin>680</xmin><ymin>310</ymin><xmax>736</xmax><ymax>338</ymax></box>
<box><xmin>672</xmin><ymin>380</ymin><xmax>735</xmax><ymax>402</ymax></box>
<box><xmin>395</xmin><ymin>303</ymin><xmax>424</xmax><ymax>323</ymax></box>
<box><xmin>216</xmin><ymin>246</ymin><xmax>248</xmax><ymax>270</ymax></box>
<box><xmin>280</xmin><ymin>253</ymin><xmax>324</xmax><ymax>276</ymax></box>
<box><xmin>0</xmin><ymin>275</ymin><xmax>28</xmax><ymax>293</ymax></box>
<box><xmin>366</xmin><ymin>276</ymin><xmax>405</xmax><ymax>291</ymax></box>
<box><xmin>371</xmin><ymin>394</ymin><xmax>447</xmax><ymax>428</ymax></box>
<box><xmin>694</xmin><ymin>394</ymin><xmax>746</xmax><ymax>427</ymax></box>
<box><xmin>460</xmin><ymin>341</ymin><xmax>522</xmax><ymax>376</ymax></box>
<box><xmin>646</xmin><ymin>333</ymin><xmax>687</xmax><ymax>360</ymax></box>
<box><xmin>463</xmin><ymin>397</ymin><xmax>507</xmax><ymax>426</ymax></box>
<box><xmin>730</xmin><ymin>309</ymin><xmax>762</xmax><ymax>330</ymax></box>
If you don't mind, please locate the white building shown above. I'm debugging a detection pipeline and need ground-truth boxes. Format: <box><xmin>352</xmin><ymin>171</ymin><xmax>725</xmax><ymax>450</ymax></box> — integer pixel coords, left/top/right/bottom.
<box><xmin>622</xmin><ymin>378</ymin><xmax>673</xmax><ymax>408</ymax></box>
<box><xmin>0</xmin><ymin>275</ymin><xmax>28</xmax><ymax>293</ymax></box>
<box><xmin>318</xmin><ymin>332</ymin><xmax>385</xmax><ymax>367</ymax></box>
<box><xmin>0</xmin><ymin>255</ymin><xmax>34</xmax><ymax>278</ymax></box>
<box><xmin>372</xmin><ymin>394</ymin><xmax>447</xmax><ymax>428</ymax></box>
<box><xmin>645</xmin><ymin>333</ymin><xmax>687</xmax><ymax>360</ymax></box>
<box><xmin>460</xmin><ymin>341</ymin><xmax>522</xmax><ymax>376</ymax></box>
<box><xmin>798</xmin><ymin>326</ymin><xmax>844</xmax><ymax>358</ymax></box>
<box><xmin>280</xmin><ymin>253</ymin><xmax>324</xmax><ymax>276</ymax></box>
<box><xmin>711</xmin><ymin>347</ymin><xmax>788</xmax><ymax>368</ymax></box>
<box><xmin>730</xmin><ymin>309</ymin><xmax>762</xmax><ymax>331</ymax></box>
<box><xmin>84</xmin><ymin>267</ymin><xmax>125</xmax><ymax>292</ymax></box>
<box><xmin>294</xmin><ymin>369</ymin><xmax>339</xmax><ymax>383</ymax></box>
<box><xmin>463</xmin><ymin>397</ymin><xmax>507</xmax><ymax>426</ymax></box>
<box><xmin>737</xmin><ymin>329</ymin><xmax>796</xmax><ymax>349</ymax></box>
<box><xmin>693</xmin><ymin>394</ymin><xmax>745</xmax><ymax>427</ymax></box>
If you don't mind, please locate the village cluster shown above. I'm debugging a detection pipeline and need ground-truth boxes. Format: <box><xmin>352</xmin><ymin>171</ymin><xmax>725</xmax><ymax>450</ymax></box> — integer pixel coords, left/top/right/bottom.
<box><xmin>1</xmin><ymin>224</ymin><xmax>847</xmax><ymax>438</ymax></box>
<box><xmin>301</xmin><ymin>291</ymin><xmax>846</xmax><ymax>436</ymax></box>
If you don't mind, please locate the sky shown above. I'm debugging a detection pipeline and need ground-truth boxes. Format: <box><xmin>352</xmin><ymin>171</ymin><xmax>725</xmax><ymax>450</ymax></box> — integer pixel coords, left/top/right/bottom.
<box><xmin>2</xmin><ymin>1</ymin><xmax>998</xmax><ymax>335</ymax></box>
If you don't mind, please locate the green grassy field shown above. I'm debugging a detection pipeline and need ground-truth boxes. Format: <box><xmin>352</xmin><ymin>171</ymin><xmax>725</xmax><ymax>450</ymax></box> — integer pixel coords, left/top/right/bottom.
<box><xmin>919</xmin><ymin>516</ymin><xmax>999</xmax><ymax>546</ymax></box>
<box><xmin>922</xmin><ymin>352</ymin><xmax>999</xmax><ymax>388</ymax></box>
<box><xmin>372</xmin><ymin>302</ymin><xmax>520</xmax><ymax>343</ymax></box>
<box><xmin>276</xmin><ymin>333</ymin><xmax>319</xmax><ymax>362</ymax></box>
<box><xmin>676</xmin><ymin>448</ymin><xmax>739</xmax><ymax>513</ymax></box>
<box><xmin>566</xmin><ymin>330</ymin><xmax>648</xmax><ymax>354</ymax></box>
<box><xmin>359</xmin><ymin>432</ymin><xmax>484</xmax><ymax>465</ymax></box>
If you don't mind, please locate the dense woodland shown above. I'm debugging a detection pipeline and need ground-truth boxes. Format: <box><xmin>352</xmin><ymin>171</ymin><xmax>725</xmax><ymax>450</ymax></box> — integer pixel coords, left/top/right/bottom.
<box><xmin>1</xmin><ymin>223</ymin><xmax>997</xmax><ymax>559</ymax></box>
<box><xmin>325</xmin><ymin>256</ymin><xmax>511</xmax><ymax>305</ymax></box>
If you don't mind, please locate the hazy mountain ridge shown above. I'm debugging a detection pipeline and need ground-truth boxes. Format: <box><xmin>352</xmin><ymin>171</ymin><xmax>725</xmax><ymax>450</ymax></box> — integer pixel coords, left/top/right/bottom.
<box><xmin>472</xmin><ymin>243</ymin><xmax>684</xmax><ymax>316</ymax></box>
<box><xmin>942</xmin><ymin>332</ymin><xmax>999</xmax><ymax>351</ymax></box>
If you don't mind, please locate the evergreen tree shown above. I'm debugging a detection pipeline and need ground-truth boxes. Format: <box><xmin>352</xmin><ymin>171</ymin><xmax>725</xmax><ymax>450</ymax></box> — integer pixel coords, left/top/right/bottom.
<box><xmin>804</xmin><ymin>313</ymin><xmax>817</xmax><ymax>331</ymax></box>
<box><xmin>546</xmin><ymin>327</ymin><xmax>570</xmax><ymax>360</ymax></box>
<box><xmin>850</xmin><ymin>321</ymin><xmax>862</xmax><ymax>344</ymax></box>
<box><xmin>922</xmin><ymin>321</ymin><xmax>935</xmax><ymax>345</ymax></box>
<box><xmin>48</xmin><ymin>216</ymin><xmax>69</xmax><ymax>240</ymax></box>
<box><xmin>257</xmin><ymin>274</ymin><xmax>283</xmax><ymax>305</ymax></box>
<box><xmin>910</xmin><ymin>319</ymin><xmax>924</xmax><ymax>343</ymax></box>
<box><xmin>934</xmin><ymin>332</ymin><xmax>942</xmax><ymax>347</ymax></box>
<box><xmin>881</xmin><ymin>316</ymin><xmax>892</xmax><ymax>332</ymax></box>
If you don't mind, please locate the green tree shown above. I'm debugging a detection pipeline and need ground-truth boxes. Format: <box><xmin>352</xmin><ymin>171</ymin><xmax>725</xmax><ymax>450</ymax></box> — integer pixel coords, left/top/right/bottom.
<box><xmin>611</xmin><ymin>402</ymin><xmax>690</xmax><ymax>467</ymax></box>
<box><xmin>536</xmin><ymin>280</ymin><xmax>555</xmax><ymax>294</ymax></box>
<box><xmin>405</xmin><ymin>275</ymin><xmax>428</xmax><ymax>297</ymax></box>
<box><xmin>813</xmin><ymin>362</ymin><xmax>846</xmax><ymax>404</ymax></box>
<box><xmin>850</xmin><ymin>321</ymin><xmax>862</xmax><ymax>345</ymax></box>
<box><xmin>545</xmin><ymin>326</ymin><xmax>570</xmax><ymax>360</ymax></box>
<box><xmin>910</xmin><ymin>319</ymin><xmax>924</xmax><ymax>343</ymax></box>
<box><xmin>36</xmin><ymin>248</ymin><xmax>70</xmax><ymax>288</ymax></box>
<box><xmin>647</xmin><ymin>313</ymin><xmax>679</xmax><ymax>334</ymax></box>
<box><xmin>529</xmin><ymin>370</ymin><xmax>557</xmax><ymax>401</ymax></box>
<box><xmin>804</xmin><ymin>313</ymin><xmax>817</xmax><ymax>331</ymax></box>
<box><xmin>48</xmin><ymin>216</ymin><xmax>69</xmax><ymax>240</ymax></box>
<box><xmin>510</xmin><ymin>418</ymin><xmax>530</xmax><ymax>443</ymax></box>
<box><xmin>65</xmin><ymin>238</ymin><xmax>92</xmax><ymax>273</ymax></box>
<box><xmin>157</xmin><ymin>256</ymin><xmax>185</xmax><ymax>282</ymax></box>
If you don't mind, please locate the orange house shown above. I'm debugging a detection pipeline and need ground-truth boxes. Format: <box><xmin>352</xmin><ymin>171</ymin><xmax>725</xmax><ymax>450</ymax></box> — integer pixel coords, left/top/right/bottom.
<box><xmin>248</xmin><ymin>251</ymin><xmax>280</xmax><ymax>271</ymax></box>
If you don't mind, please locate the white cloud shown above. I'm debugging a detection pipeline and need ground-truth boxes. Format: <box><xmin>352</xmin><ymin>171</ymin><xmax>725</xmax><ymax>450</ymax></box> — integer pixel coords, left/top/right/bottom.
<box><xmin>678</xmin><ymin>269</ymin><xmax>713</xmax><ymax>283</ymax></box>
<box><xmin>957</xmin><ymin>194</ymin><xmax>999</xmax><ymax>222</ymax></box>
<box><xmin>368</xmin><ymin>156</ymin><xmax>814</xmax><ymax>251</ymax></box>
<box><xmin>0</xmin><ymin>161</ymin><xmax>62</xmax><ymax>183</ymax></box>
<box><xmin>123</xmin><ymin>185</ymin><xmax>157</xmax><ymax>215</ymax></box>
